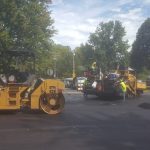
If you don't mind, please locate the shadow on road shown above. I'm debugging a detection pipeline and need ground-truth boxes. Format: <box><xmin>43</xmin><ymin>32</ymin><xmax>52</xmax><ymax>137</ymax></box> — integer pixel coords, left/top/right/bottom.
<box><xmin>84</xmin><ymin>95</ymin><xmax>122</xmax><ymax>101</ymax></box>
<box><xmin>0</xmin><ymin>110</ymin><xmax>18</xmax><ymax>115</ymax></box>
<box><xmin>139</xmin><ymin>103</ymin><xmax>150</xmax><ymax>110</ymax></box>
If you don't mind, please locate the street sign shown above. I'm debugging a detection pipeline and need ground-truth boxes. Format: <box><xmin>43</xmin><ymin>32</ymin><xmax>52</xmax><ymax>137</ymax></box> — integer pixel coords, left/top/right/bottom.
<box><xmin>47</xmin><ymin>69</ymin><xmax>53</xmax><ymax>76</ymax></box>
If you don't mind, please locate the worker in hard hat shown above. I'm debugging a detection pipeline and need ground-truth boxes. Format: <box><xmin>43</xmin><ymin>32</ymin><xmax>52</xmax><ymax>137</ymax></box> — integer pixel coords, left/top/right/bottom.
<box><xmin>91</xmin><ymin>61</ymin><xmax>98</xmax><ymax>77</ymax></box>
<box><xmin>119</xmin><ymin>79</ymin><xmax>127</xmax><ymax>101</ymax></box>
<box><xmin>91</xmin><ymin>62</ymin><xmax>97</xmax><ymax>70</ymax></box>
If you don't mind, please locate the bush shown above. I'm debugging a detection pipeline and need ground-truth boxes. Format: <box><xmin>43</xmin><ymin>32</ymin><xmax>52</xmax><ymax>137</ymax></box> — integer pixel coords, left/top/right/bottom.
<box><xmin>137</xmin><ymin>67</ymin><xmax>150</xmax><ymax>80</ymax></box>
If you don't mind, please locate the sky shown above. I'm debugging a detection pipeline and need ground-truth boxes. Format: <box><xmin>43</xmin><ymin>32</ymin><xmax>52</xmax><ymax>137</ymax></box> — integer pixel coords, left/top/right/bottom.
<box><xmin>50</xmin><ymin>0</ymin><xmax>150</xmax><ymax>49</ymax></box>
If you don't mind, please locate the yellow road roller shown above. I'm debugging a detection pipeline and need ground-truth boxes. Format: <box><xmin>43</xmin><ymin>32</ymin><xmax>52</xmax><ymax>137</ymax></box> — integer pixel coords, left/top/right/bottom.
<box><xmin>0</xmin><ymin>50</ymin><xmax>65</xmax><ymax>115</ymax></box>
<box><xmin>0</xmin><ymin>78</ymin><xmax>65</xmax><ymax>115</ymax></box>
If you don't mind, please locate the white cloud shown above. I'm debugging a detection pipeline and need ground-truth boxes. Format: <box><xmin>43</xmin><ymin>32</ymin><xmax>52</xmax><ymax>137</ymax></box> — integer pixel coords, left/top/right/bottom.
<box><xmin>118</xmin><ymin>0</ymin><xmax>133</xmax><ymax>6</ymax></box>
<box><xmin>51</xmin><ymin>3</ymin><xmax>100</xmax><ymax>48</ymax></box>
<box><xmin>51</xmin><ymin>0</ymin><xmax>63</xmax><ymax>6</ymax></box>
<box><xmin>111</xmin><ymin>8</ymin><xmax>121</xmax><ymax>12</ymax></box>
<box><xmin>51</xmin><ymin>0</ymin><xmax>148</xmax><ymax>49</ymax></box>
<box><xmin>113</xmin><ymin>8</ymin><xmax>145</xmax><ymax>45</ymax></box>
<box><xmin>143</xmin><ymin>0</ymin><xmax>150</xmax><ymax>4</ymax></box>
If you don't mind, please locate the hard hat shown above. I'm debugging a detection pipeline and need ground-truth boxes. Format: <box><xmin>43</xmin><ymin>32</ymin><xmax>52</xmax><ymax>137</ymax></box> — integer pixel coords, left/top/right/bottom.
<box><xmin>91</xmin><ymin>62</ymin><xmax>96</xmax><ymax>69</ymax></box>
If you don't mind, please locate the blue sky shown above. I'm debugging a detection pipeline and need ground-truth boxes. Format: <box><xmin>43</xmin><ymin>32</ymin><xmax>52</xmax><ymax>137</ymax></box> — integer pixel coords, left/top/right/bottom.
<box><xmin>50</xmin><ymin>0</ymin><xmax>150</xmax><ymax>49</ymax></box>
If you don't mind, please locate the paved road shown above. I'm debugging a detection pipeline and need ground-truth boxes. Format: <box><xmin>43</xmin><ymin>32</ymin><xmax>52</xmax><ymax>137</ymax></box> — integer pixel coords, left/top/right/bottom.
<box><xmin>0</xmin><ymin>89</ymin><xmax>150</xmax><ymax>150</ymax></box>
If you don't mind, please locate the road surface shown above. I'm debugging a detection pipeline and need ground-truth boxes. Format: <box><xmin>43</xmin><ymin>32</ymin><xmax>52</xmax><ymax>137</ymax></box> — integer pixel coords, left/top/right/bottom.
<box><xmin>0</xmin><ymin>89</ymin><xmax>150</xmax><ymax>150</ymax></box>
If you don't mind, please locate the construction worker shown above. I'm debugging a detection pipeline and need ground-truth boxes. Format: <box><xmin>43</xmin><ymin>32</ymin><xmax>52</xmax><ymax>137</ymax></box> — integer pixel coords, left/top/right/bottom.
<box><xmin>120</xmin><ymin>79</ymin><xmax>127</xmax><ymax>101</ymax></box>
<box><xmin>83</xmin><ymin>79</ymin><xmax>88</xmax><ymax>98</ymax></box>
<box><xmin>91</xmin><ymin>61</ymin><xmax>98</xmax><ymax>77</ymax></box>
<box><xmin>91</xmin><ymin>62</ymin><xmax>97</xmax><ymax>70</ymax></box>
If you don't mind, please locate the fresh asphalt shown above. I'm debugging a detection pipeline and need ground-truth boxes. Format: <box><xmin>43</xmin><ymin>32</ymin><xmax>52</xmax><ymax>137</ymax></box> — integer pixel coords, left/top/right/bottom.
<box><xmin>0</xmin><ymin>89</ymin><xmax>150</xmax><ymax>150</ymax></box>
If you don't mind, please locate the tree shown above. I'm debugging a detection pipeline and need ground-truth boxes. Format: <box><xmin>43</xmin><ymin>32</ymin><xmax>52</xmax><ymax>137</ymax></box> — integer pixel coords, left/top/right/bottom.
<box><xmin>0</xmin><ymin>0</ymin><xmax>55</xmax><ymax>73</ymax></box>
<box><xmin>89</xmin><ymin>21</ymin><xmax>129</xmax><ymax>72</ymax></box>
<box><xmin>75</xmin><ymin>44</ymin><xmax>94</xmax><ymax>75</ymax></box>
<box><xmin>50</xmin><ymin>44</ymin><xmax>73</xmax><ymax>78</ymax></box>
<box><xmin>130</xmin><ymin>18</ymin><xmax>150</xmax><ymax>72</ymax></box>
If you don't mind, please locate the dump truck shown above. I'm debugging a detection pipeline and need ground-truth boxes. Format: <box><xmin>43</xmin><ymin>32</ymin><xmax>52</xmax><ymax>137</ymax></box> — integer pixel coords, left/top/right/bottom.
<box><xmin>0</xmin><ymin>50</ymin><xmax>65</xmax><ymax>115</ymax></box>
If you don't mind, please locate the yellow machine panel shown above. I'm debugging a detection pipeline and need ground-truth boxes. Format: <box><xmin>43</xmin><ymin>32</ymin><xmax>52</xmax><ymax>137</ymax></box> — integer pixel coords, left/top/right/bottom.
<box><xmin>137</xmin><ymin>81</ymin><xmax>147</xmax><ymax>90</ymax></box>
<box><xmin>0</xmin><ymin>84</ymin><xmax>28</xmax><ymax>110</ymax></box>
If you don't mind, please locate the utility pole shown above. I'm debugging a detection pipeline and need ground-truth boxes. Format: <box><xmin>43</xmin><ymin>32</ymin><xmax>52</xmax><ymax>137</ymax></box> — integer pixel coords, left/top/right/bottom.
<box><xmin>53</xmin><ymin>57</ymin><xmax>57</xmax><ymax>78</ymax></box>
<box><xmin>72</xmin><ymin>51</ymin><xmax>76</xmax><ymax>78</ymax></box>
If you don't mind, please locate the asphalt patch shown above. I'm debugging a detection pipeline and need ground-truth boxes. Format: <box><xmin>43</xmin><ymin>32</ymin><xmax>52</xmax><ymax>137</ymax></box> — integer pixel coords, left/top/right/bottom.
<box><xmin>139</xmin><ymin>103</ymin><xmax>150</xmax><ymax>110</ymax></box>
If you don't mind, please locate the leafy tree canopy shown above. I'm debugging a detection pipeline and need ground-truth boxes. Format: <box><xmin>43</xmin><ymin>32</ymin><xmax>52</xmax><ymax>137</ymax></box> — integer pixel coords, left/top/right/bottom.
<box><xmin>0</xmin><ymin>0</ymin><xmax>55</xmax><ymax>73</ymax></box>
<box><xmin>88</xmin><ymin>20</ymin><xmax>129</xmax><ymax>72</ymax></box>
<box><xmin>75</xmin><ymin>44</ymin><xmax>94</xmax><ymax>75</ymax></box>
<box><xmin>50</xmin><ymin>44</ymin><xmax>73</xmax><ymax>78</ymax></box>
<box><xmin>130</xmin><ymin>18</ymin><xmax>150</xmax><ymax>72</ymax></box>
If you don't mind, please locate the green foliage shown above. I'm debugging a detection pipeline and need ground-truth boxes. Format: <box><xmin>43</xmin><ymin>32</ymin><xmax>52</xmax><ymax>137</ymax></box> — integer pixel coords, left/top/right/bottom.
<box><xmin>89</xmin><ymin>21</ymin><xmax>129</xmax><ymax>72</ymax></box>
<box><xmin>75</xmin><ymin>44</ymin><xmax>94</xmax><ymax>75</ymax></box>
<box><xmin>0</xmin><ymin>0</ymin><xmax>55</xmax><ymax>74</ymax></box>
<box><xmin>50</xmin><ymin>44</ymin><xmax>73</xmax><ymax>78</ymax></box>
<box><xmin>130</xmin><ymin>18</ymin><xmax>150</xmax><ymax>72</ymax></box>
<box><xmin>137</xmin><ymin>67</ymin><xmax>150</xmax><ymax>80</ymax></box>
<box><xmin>76</xmin><ymin>21</ymin><xmax>129</xmax><ymax>75</ymax></box>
